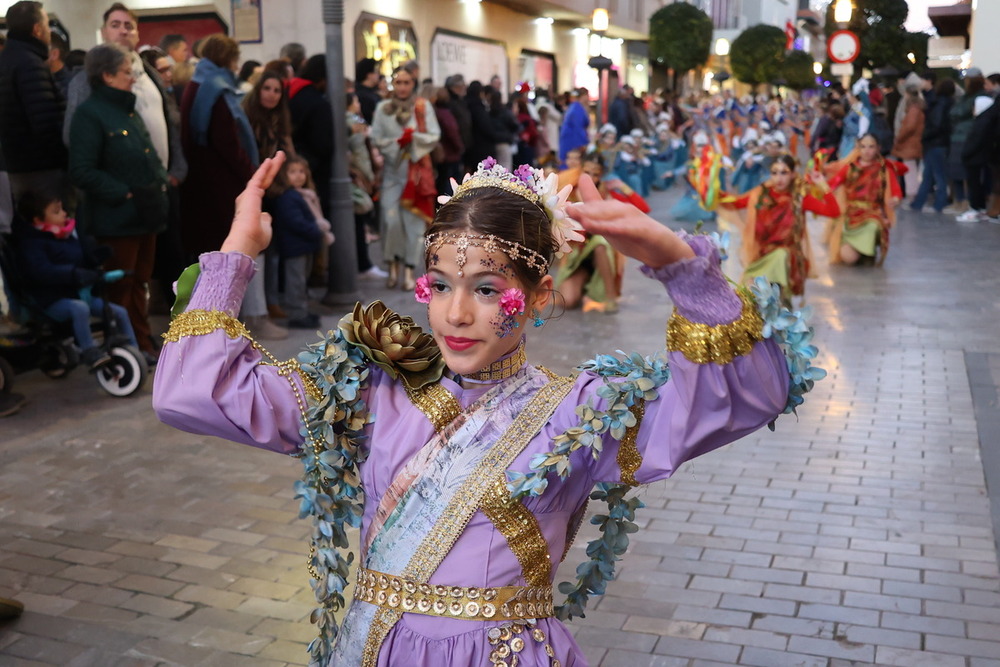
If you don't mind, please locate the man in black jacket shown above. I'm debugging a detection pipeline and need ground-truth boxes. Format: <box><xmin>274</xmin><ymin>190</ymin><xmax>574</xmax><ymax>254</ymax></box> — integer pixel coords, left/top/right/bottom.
<box><xmin>0</xmin><ymin>1</ymin><xmax>68</xmax><ymax>203</ymax></box>
<box><xmin>355</xmin><ymin>57</ymin><xmax>381</xmax><ymax>125</ymax></box>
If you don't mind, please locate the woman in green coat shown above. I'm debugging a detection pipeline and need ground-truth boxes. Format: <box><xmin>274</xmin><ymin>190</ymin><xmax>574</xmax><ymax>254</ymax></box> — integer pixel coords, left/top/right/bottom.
<box><xmin>69</xmin><ymin>43</ymin><xmax>168</xmax><ymax>359</ymax></box>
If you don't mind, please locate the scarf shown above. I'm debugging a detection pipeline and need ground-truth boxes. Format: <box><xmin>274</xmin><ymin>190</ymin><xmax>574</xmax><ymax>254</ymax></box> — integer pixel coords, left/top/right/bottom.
<box><xmin>34</xmin><ymin>217</ymin><xmax>76</xmax><ymax>240</ymax></box>
<box><xmin>381</xmin><ymin>94</ymin><xmax>416</xmax><ymax>126</ymax></box>
<box><xmin>189</xmin><ymin>58</ymin><xmax>260</xmax><ymax>166</ymax></box>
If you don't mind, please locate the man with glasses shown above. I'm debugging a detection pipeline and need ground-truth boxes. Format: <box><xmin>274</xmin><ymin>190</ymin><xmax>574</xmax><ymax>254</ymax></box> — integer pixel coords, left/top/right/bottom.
<box><xmin>62</xmin><ymin>2</ymin><xmax>185</xmax><ymax>195</ymax></box>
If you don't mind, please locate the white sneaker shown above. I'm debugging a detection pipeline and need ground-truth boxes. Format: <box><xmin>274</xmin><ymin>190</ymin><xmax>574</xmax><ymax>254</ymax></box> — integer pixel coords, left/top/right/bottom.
<box><xmin>956</xmin><ymin>209</ymin><xmax>985</xmax><ymax>223</ymax></box>
<box><xmin>359</xmin><ymin>266</ymin><xmax>389</xmax><ymax>280</ymax></box>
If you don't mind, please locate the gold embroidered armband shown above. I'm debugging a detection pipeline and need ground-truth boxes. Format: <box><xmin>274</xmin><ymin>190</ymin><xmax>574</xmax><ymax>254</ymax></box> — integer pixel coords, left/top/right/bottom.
<box><xmin>162</xmin><ymin>309</ymin><xmax>250</xmax><ymax>342</ymax></box>
<box><xmin>666</xmin><ymin>289</ymin><xmax>764</xmax><ymax>365</ymax></box>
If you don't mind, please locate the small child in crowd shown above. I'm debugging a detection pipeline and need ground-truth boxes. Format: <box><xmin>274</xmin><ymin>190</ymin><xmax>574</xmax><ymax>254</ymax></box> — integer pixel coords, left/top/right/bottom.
<box><xmin>268</xmin><ymin>157</ymin><xmax>333</xmax><ymax>329</ymax></box>
<box><xmin>13</xmin><ymin>191</ymin><xmax>138</xmax><ymax>369</ymax></box>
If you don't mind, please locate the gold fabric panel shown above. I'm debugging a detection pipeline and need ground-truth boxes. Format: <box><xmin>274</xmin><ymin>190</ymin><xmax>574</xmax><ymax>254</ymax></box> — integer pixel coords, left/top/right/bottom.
<box><xmin>480</xmin><ymin>476</ymin><xmax>552</xmax><ymax>588</ymax></box>
<box><xmin>404</xmin><ymin>382</ymin><xmax>462</xmax><ymax>432</ymax></box>
<box><xmin>666</xmin><ymin>289</ymin><xmax>764</xmax><ymax>365</ymax></box>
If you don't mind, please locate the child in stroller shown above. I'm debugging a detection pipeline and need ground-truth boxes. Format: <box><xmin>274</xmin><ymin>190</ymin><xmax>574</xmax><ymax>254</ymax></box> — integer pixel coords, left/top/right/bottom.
<box><xmin>12</xmin><ymin>191</ymin><xmax>138</xmax><ymax>370</ymax></box>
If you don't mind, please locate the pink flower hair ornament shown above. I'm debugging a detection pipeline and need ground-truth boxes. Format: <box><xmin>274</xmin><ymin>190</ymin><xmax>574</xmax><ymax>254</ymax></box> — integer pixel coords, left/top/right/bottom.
<box><xmin>414</xmin><ymin>274</ymin><xmax>433</xmax><ymax>304</ymax></box>
<box><xmin>499</xmin><ymin>288</ymin><xmax>526</xmax><ymax>317</ymax></box>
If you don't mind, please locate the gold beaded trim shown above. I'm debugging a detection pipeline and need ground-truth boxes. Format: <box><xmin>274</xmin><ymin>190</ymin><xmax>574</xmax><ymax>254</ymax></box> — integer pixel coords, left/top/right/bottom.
<box><xmin>480</xmin><ymin>475</ymin><xmax>552</xmax><ymax>587</ymax></box>
<box><xmin>666</xmin><ymin>289</ymin><xmax>764</xmax><ymax>365</ymax></box>
<box><xmin>617</xmin><ymin>399</ymin><xmax>646</xmax><ymax>487</ymax></box>
<box><xmin>453</xmin><ymin>174</ymin><xmax>541</xmax><ymax>204</ymax></box>
<box><xmin>404</xmin><ymin>382</ymin><xmax>462</xmax><ymax>432</ymax></box>
<box><xmin>162</xmin><ymin>309</ymin><xmax>251</xmax><ymax>342</ymax></box>
<box><xmin>355</xmin><ymin>568</ymin><xmax>553</xmax><ymax>622</ymax></box>
<box><xmin>466</xmin><ymin>339</ymin><xmax>527</xmax><ymax>383</ymax></box>
<box><xmin>360</xmin><ymin>374</ymin><xmax>577</xmax><ymax>667</ymax></box>
<box><xmin>425</xmin><ymin>232</ymin><xmax>549</xmax><ymax>278</ymax></box>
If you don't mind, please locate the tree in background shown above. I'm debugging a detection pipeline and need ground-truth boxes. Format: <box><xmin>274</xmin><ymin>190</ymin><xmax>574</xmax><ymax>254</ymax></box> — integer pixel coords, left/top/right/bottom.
<box><xmin>825</xmin><ymin>0</ymin><xmax>929</xmax><ymax>73</ymax></box>
<box><xmin>730</xmin><ymin>25</ymin><xmax>787</xmax><ymax>89</ymax></box>
<box><xmin>782</xmin><ymin>49</ymin><xmax>818</xmax><ymax>91</ymax></box>
<box><xmin>648</xmin><ymin>2</ymin><xmax>713</xmax><ymax>91</ymax></box>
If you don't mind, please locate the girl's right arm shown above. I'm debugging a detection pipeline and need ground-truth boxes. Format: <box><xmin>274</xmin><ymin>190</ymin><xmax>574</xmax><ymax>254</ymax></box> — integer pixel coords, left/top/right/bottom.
<box><xmin>152</xmin><ymin>154</ymin><xmax>306</xmax><ymax>455</ymax></box>
<box><xmin>151</xmin><ymin>252</ymin><xmax>307</xmax><ymax>455</ymax></box>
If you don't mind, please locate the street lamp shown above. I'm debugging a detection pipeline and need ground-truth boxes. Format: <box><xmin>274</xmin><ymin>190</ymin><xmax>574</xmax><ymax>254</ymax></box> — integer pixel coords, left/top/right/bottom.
<box><xmin>813</xmin><ymin>61</ymin><xmax>823</xmax><ymax>75</ymax></box>
<box><xmin>592</xmin><ymin>8</ymin><xmax>609</xmax><ymax>33</ymax></box>
<box><xmin>321</xmin><ymin>0</ymin><xmax>360</xmax><ymax>305</ymax></box>
<box><xmin>834</xmin><ymin>0</ymin><xmax>853</xmax><ymax>25</ymax></box>
<box><xmin>588</xmin><ymin>8</ymin><xmax>612</xmax><ymax>126</ymax></box>
<box><xmin>714</xmin><ymin>38</ymin><xmax>730</xmax><ymax>91</ymax></box>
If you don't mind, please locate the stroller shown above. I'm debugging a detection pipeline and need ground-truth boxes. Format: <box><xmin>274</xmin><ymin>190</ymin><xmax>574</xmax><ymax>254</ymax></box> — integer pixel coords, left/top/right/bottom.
<box><xmin>0</xmin><ymin>232</ymin><xmax>148</xmax><ymax>398</ymax></box>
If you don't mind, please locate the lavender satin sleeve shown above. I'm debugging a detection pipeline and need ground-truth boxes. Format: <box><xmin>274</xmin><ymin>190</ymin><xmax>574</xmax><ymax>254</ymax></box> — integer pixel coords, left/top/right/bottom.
<box><xmin>575</xmin><ymin>235</ymin><xmax>789</xmax><ymax>484</ymax></box>
<box><xmin>152</xmin><ymin>252</ymin><xmax>305</xmax><ymax>455</ymax></box>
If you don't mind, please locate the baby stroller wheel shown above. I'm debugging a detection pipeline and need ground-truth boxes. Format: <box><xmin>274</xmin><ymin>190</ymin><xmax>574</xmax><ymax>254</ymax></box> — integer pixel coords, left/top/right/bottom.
<box><xmin>95</xmin><ymin>345</ymin><xmax>148</xmax><ymax>397</ymax></box>
<box><xmin>0</xmin><ymin>356</ymin><xmax>15</xmax><ymax>393</ymax></box>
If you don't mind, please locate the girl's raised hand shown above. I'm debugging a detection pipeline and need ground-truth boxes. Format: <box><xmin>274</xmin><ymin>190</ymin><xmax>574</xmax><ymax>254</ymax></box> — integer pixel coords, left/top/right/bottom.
<box><xmin>221</xmin><ymin>152</ymin><xmax>287</xmax><ymax>257</ymax></box>
<box><xmin>568</xmin><ymin>174</ymin><xmax>694</xmax><ymax>269</ymax></box>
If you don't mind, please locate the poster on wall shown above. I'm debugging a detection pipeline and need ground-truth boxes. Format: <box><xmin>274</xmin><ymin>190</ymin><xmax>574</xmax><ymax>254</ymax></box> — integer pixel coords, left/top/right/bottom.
<box><xmin>232</xmin><ymin>0</ymin><xmax>262</xmax><ymax>43</ymax></box>
<box><xmin>354</xmin><ymin>13</ymin><xmax>418</xmax><ymax>80</ymax></box>
<box><xmin>431</xmin><ymin>29</ymin><xmax>507</xmax><ymax>93</ymax></box>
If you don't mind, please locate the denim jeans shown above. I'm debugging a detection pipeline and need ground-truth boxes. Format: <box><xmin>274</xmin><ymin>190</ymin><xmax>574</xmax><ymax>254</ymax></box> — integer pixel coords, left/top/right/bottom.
<box><xmin>45</xmin><ymin>297</ymin><xmax>138</xmax><ymax>351</ymax></box>
<box><xmin>912</xmin><ymin>146</ymin><xmax>949</xmax><ymax>212</ymax></box>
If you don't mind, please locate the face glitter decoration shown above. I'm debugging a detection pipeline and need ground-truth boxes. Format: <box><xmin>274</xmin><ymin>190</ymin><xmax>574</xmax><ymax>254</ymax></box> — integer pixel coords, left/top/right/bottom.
<box><xmin>494</xmin><ymin>288</ymin><xmax>526</xmax><ymax>338</ymax></box>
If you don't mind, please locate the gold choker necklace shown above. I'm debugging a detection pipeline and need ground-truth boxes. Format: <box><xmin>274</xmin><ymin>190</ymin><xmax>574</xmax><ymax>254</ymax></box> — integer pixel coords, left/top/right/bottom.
<box><xmin>464</xmin><ymin>339</ymin><xmax>527</xmax><ymax>383</ymax></box>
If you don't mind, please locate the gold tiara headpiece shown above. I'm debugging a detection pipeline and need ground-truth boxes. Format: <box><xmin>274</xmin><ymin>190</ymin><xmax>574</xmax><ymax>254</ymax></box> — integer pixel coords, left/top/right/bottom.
<box><xmin>436</xmin><ymin>158</ymin><xmax>585</xmax><ymax>258</ymax></box>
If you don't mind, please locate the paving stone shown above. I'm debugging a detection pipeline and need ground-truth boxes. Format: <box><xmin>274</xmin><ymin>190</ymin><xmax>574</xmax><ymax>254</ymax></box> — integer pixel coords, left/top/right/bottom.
<box><xmin>787</xmin><ymin>635</ymin><xmax>875</xmax><ymax>663</ymax></box>
<box><xmin>4</xmin><ymin>635</ymin><xmax>89</xmax><ymax>664</ymax></box>
<box><xmin>873</xmin><ymin>646</ymin><xmax>966</xmax><ymax>667</ymax></box>
<box><xmin>739</xmin><ymin>646</ymin><xmax>828</xmax><ymax>667</ymax></box>
<box><xmin>119</xmin><ymin>594</ymin><xmax>194</xmax><ymax>619</ymax></box>
<box><xmin>114</xmin><ymin>574</ymin><xmax>186</xmax><ymax>598</ymax></box>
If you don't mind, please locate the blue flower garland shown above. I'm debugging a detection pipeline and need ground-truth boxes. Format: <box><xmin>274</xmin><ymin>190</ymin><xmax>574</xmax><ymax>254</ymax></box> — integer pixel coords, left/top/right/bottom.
<box><xmin>294</xmin><ymin>330</ymin><xmax>373</xmax><ymax>666</ymax></box>
<box><xmin>748</xmin><ymin>276</ymin><xmax>827</xmax><ymax>423</ymax></box>
<box><xmin>508</xmin><ymin>277</ymin><xmax>826</xmax><ymax>620</ymax></box>
<box><xmin>508</xmin><ymin>351</ymin><xmax>672</xmax><ymax>619</ymax></box>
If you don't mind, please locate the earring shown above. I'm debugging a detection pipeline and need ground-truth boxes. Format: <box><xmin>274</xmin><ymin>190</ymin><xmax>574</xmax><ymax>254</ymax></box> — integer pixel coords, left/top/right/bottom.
<box><xmin>532</xmin><ymin>310</ymin><xmax>545</xmax><ymax>328</ymax></box>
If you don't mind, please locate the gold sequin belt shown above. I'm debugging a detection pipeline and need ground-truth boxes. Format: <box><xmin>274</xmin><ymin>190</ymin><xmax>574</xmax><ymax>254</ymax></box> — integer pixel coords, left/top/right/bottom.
<box><xmin>355</xmin><ymin>568</ymin><xmax>554</xmax><ymax>621</ymax></box>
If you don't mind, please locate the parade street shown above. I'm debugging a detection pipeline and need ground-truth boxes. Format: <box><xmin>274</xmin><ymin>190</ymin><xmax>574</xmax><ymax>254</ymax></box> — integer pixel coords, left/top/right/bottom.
<box><xmin>2</xmin><ymin>184</ymin><xmax>1000</xmax><ymax>667</ymax></box>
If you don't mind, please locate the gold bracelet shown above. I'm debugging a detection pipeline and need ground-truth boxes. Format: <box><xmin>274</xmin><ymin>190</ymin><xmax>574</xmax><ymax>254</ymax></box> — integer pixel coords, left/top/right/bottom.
<box><xmin>666</xmin><ymin>289</ymin><xmax>764</xmax><ymax>365</ymax></box>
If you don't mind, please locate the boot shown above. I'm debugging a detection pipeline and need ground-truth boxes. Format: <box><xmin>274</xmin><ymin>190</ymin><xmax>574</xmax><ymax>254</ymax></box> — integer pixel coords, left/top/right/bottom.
<box><xmin>386</xmin><ymin>261</ymin><xmax>399</xmax><ymax>289</ymax></box>
<box><xmin>246</xmin><ymin>316</ymin><xmax>289</xmax><ymax>341</ymax></box>
<box><xmin>402</xmin><ymin>266</ymin><xmax>415</xmax><ymax>291</ymax></box>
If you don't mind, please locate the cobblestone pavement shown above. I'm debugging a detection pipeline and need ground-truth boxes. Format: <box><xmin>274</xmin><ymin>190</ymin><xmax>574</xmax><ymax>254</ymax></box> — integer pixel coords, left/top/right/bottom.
<box><xmin>2</xmin><ymin>184</ymin><xmax>1000</xmax><ymax>666</ymax></box>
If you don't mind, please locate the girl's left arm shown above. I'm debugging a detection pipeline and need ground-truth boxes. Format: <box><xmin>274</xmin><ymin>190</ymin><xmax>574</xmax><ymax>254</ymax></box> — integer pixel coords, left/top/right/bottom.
<box><xmin>581</xmin><ymin>235</ymin><xmax>790</xmax><ymax>485</ymax></box>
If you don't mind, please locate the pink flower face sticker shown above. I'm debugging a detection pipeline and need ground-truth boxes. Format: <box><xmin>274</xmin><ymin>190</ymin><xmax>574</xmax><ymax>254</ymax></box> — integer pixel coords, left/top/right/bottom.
<box><xmin>414</xmin><ymin>274</ymin><xmax>432</xmax><ymax>304</ymax></box>
<box><xmin>499</xmin><ymin>288</ymin><xmax>525</xmax><ymax>317</ymax></box>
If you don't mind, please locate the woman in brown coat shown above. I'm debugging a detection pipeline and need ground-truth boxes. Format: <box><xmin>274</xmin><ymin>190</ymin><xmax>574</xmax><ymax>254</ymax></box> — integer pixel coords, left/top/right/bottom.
<box><xmin>891</xmin><ymin>87</ymin><xmax>924</xmax><ymax>199</ymax></box>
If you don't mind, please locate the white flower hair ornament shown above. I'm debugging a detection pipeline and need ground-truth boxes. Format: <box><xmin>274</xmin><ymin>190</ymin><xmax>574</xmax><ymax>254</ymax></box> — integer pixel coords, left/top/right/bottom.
<box><xmin>436</xmin><ymin>158</ymin><xmax>585</xmax><ymax>258</ymax></box>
